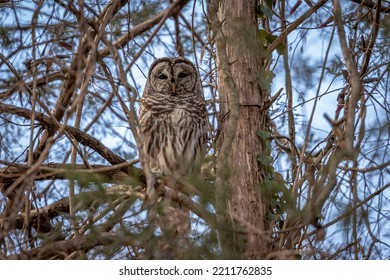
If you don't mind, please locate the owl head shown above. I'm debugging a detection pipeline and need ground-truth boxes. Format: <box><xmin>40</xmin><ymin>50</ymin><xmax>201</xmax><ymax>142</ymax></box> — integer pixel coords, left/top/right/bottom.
<box><xmin>145</xmin><ymin>57</ymin><xmax>200</xmax><ymax>97</ymax></box>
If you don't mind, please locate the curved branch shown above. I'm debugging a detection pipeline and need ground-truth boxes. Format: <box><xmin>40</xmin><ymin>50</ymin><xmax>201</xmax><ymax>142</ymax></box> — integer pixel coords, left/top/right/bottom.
<box><xmin>333</xmin><ymin>0</ymin><xmax>362</xmax><ymax>155</ymax></box>
<box><xmin>0</xmin><ymin>184</ymin><xmax>144</xmax><ymax>232</ymax></box>
<box><xmin>265</xmin><ymin>0</ymin><xmax>329</xmax><ymax>57</ymax></box>
<box><xmin>0</xmin><ymin>103</ymin><xmax>129</xmax><ymax>167</ymax></box>
<box><xmin>0</xmin><ymin>71</ymin><xmax>65</xmax><ymax>100</ymax></box>
<box><xmin>307</xmin><ymin>182</ymin><xmax>390</xmax><ymax>238</ymax></box>
<box><xmin>0</xmin><ymin>161</ymin><xmax>141</xmax><ymax>188</ymax></box>
<box><xmin>33</xmin><ymin>0</ymin><xmax>129</xmax><ymax>160</ymax></box>
<box><xmin>4</xmin><ymin>232</ymin><xmax>134</xmax><ymax>260</ymax></box>
<box><xmin>1</xmin><ymin>182</ymin><xmax>216</xmax><ymax>240</ymax></box>
<box><xmin>98</xmin><ymin>0</ymin><xmax>191</xmax><ymax>57</ymax></box>
<box><xmin>349</xmin><ymin>0</ymin><xmax>390</xmax><ymax>13</ymax></box>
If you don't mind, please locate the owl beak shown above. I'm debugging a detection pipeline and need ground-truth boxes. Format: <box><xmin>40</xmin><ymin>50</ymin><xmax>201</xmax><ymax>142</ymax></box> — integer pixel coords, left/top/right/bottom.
<box><xmin>171</xmin><ymin>82</ymin><xmax>176</xmax><ymax>94</ymax></box>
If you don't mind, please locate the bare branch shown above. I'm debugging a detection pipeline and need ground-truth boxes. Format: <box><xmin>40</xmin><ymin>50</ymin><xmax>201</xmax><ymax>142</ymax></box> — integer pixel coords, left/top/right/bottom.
<box><xmin>0</xmin><ymin>161</ymin><xmax>140</xmax><ymax>188</ymax></box>
<box><xmin>333</xmin><ymin>0</ymin><xmax>362</xmax><ymax>155</ymax></box>
<box><xmin>265</xmin><ymin>0</ymin><xmax>329</xmax><ymax>57</ymax></box>
<box><xmin>0</xmin><ymin>103</ymin><xmax>130</xmax><ymax>167</ymax></box>
<box><xmin>349</xmin><ymin>0</ymin><xmax>390</xmax><ymax>13</ymax></box>
<box><xmin>4</xmin><ymin>232</ymin><xmax>133</xmax><ymax>260</ymax></box>
<box><xmin>98</xmin><ymin>0</ymin><xmax>191</xmax><ymax>57</ymax></box>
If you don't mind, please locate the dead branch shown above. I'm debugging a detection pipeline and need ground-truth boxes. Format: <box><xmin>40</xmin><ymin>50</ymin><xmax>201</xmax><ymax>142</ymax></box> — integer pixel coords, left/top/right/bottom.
<box><xmin>98</xmin><ymin>0</ymin><xmax>191</xmax><ymax>57</ymax></box>
<box><xmin>0</xmin><ymin>162</ymin><xmax>140</xmax><ymax>188</ymax></box>
<box><xmin>32</xmin><ymin>0</ymin><xmax>129</xmax><ymax>160</ymax></box>
<box><xmin>0</xmin><ymin>103</ymin><xmax>131</xmax><ymax>168</ymax></box>
<box><xmin>349</xmin><ymin>0</ymin><xmax>390</xmax><ymax>13</ymax></box>
<box><xmin>0</xmin><ymin>183</ymin><xmax>144</xmax><ymax>231</ymax></box>
<box><xmin>4</xmin><ymin>232</ymin><xmax>134</xmax><ymax>260</ymax></box>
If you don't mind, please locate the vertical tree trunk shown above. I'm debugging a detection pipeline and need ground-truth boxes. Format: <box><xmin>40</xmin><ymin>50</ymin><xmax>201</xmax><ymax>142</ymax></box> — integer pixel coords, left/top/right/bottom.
<box><xmin>211</xmin><ymin>0</ymin><xmax>270</xmax><ymax>259</ymax></box>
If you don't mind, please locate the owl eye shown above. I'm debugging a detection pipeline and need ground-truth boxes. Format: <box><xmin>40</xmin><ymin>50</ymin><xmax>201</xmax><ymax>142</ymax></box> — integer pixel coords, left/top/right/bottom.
<box><xmin>158</xmin><ymin>74</ymin><xmax>168</xmax><ymax>80</ymax></box>
<box><xmin>178</xmin><ymin>72</ymin><xmax>188</xmax><ymax>78</ymax></box>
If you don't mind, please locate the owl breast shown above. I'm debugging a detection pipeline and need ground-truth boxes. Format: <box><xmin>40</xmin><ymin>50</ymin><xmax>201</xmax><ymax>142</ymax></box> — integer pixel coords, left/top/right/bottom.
<box><xmin>139</xmin><ymin>99</ymin><xmax>207</xmax><ymax>176</ymax></box>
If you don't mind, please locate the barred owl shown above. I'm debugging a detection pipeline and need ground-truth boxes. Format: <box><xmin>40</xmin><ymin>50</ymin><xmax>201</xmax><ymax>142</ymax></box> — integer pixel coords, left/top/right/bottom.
<box><xmin>138</xmin><ymin>57</ymin><xmax>208</xmax><ymax>251</ymax></box>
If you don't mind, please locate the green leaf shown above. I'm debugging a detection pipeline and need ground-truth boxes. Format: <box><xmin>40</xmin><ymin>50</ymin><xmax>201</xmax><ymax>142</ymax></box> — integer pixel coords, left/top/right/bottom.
<box><xmin>257</xmin><ymin>154</ymin><xmax>273</xmax><ymax>166</ymax></box>
<box><xmin>265</xmin><ymin>164</ymin><xmax>274</xmax><ymax>174</ymax></box>
<box><xmin>256</xmin><ymin>5</ymin><xmax>263</xmax><ymax>18</ymax></box>
<box><xmin>257</xmin><ymin>130</ymin><xmax>271</xmax><ymax>140</ymax></box>
<box><xmin>276</xmin><ymin>43</ymin><xmax>286</xmax><ymax>55</ymax></box>
<box><xmin>258</xmin><ymin>28</ymin><xmax>286</xmax><ymax>55</ymax></box>
<box><xmin>260</xmin><ymin>5</ymin><xmax>273</xmax><ymax>19</ymax></box>
<box><xmin>257</xmin><ymin>69</ymin><xmax>275</xmax><ymax>91</ymax></box>
<box><xmin>266</xmin><ymin>33</ymin><xmax>278</xmax><ymax>44</ymax></box>
<box><xmin>275</xmin><ymin>140</ymin><xmax>292</xmax><ymax>154</ymax></box>
<box><xmin>258</xmin><ymin>29</ymin><xmax>268</xmax><ymax>46</ymax></box>
<box><xmin>265</xmin><ymin>0</ymin><xmax>273</xmax><ymax>8</ymax></box>
<box><xmin>265</xmin><ymin>140</ymin><xmax>272</xmax><ymax>155</ymax></box>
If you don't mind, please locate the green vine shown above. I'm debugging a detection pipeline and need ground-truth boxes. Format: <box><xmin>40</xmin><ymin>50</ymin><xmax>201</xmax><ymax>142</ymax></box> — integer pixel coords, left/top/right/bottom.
<box><xmin>257</xmin><ymin>130</ymin><xmax>290</xmax><ymax>229</ymax></box>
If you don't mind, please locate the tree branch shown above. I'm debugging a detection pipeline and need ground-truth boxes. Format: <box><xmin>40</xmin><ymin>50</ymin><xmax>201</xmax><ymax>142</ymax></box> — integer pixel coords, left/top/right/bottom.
<box><xmin>4</xmin><ymin>232</ymin><xmax>134</xmax><ymax>260</ymax></box>
<box><xmin>0</xmin><ymin>103</ymin><xmax>131</xmax><ymax>168</ymax></box>
<box><xmin>333</xmin><ymin>0</ymin><xmax>362</xmax><ymax>155</ymax></box>
<box><xmin>265</xmin><ymin>0</ymin><xmax>329</xmax><ymax>57</ymax></box>
<box><xmin>1</xmin><ymin>180</ymin><xmax>216</xmax><ymax>242</ymax></box>
<box><xmin>1</xmin><ymin>183</ymin><xmax>143</xmax><ymax>227</ymax></box>
<box><xmin>98</xmin><ymin>0</ymin><xmax>191</xmax><ymax>57</ymax></box>
<box><xmin>0</xmin><ymin>70</ymin><xmax>65</xmax><ymax>100</ymax></box>
<box><xmin>349</xmin><ymin>0</ymin><xmax>390</xmax><ymax>13</ymax></box>
<box><xmin>0</xmin><ymin>161</ymin><xmax>141</xmax><ymax>189</ymax></box>
<box><xmin>32</xmin><ymin>0</ymin><xmax>129</xmax><ymax>160</ymax></box>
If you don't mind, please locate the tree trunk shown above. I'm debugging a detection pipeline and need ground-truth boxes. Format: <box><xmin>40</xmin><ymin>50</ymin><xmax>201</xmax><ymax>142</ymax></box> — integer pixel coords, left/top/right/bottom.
<box><xmin>211</xmin><ymin>0</ymin><xmax>270</xmax><ymax>259</ymax></box>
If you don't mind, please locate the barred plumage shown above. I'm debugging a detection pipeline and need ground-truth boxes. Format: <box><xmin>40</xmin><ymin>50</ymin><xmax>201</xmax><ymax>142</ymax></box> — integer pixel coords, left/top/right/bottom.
<box><xmin>139</xmin><ymin>57</ymin><xmax>207</xmax><ymax>177</ymax></box>
<box><xmin>138</xmin><ymin>57</ymin><xmax>207</xmax><ymax>257</ymax></box>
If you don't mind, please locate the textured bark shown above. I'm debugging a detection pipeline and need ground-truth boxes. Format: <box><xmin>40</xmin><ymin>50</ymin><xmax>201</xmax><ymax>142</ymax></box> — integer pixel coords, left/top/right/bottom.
<box><xmin>215</xmin><ymin>0</ymin><xmax>270</xmax><ymax>259</ymax></box>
